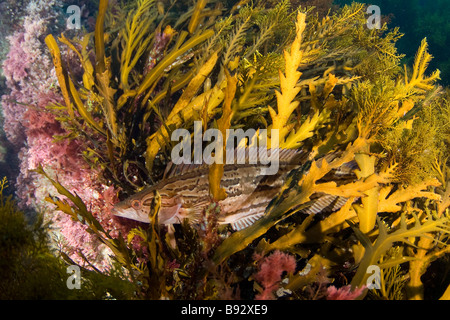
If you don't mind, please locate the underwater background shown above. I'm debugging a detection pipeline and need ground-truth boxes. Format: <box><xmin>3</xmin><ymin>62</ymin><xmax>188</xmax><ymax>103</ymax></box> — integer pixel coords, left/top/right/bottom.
<box><xmin>335</xmin><ymin>0</ymin><xmax>450</xmax><ymax>86</ymax></box>
<box><xmin>0</xmin><ymin>0</ymin><xmax>450</xmax><ymax>300</ymax></box>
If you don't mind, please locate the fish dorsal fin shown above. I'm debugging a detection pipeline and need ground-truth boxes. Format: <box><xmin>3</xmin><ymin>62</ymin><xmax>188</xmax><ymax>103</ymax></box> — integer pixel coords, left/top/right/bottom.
<box><xmin>278</xmin><ymin>147</ymin><xmax>306</xmax><ymax>164</ymax></box>
<box><xmin>162</xmin><ymin>161</ymin><xmax>208</xmax><ymax>179</ymax></box>
<box><xmin>163</xmin><ymin>147</ymin><xmax>305</xmax><ymax>179</ymax></box>
<box><xmin>230</xmin><ymin>147</ymin><xmax>304</xmax><ymax>165</ymax></box>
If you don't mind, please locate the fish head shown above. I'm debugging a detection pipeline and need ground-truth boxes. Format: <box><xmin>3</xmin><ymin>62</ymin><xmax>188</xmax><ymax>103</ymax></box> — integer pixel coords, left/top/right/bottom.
<box><xmin>111</xmin><ymin>190</ymin><xmax>154</xmax><ymax>223</ymax></box>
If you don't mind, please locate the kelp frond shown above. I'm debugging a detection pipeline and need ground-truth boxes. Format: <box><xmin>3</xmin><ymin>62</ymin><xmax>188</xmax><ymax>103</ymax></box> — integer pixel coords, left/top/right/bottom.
<box><xmin>244</xmin><ymin>0</ymin><xmax>293</xmax><ymax>59</ymax></box>
<box><xmin>370</xmin><ymin>247</ymin><xmax>408</xmax><ymax>300</ymax></box>
<box><xmin>33</xmin><ymin>165</ymin><xmax>135</xmax><ymax>273</ymax></box>
<box><xmin>350</xmin><ymin>211</ymin><xmax>450</xmax><ymax>290</ymax></box>
<box><xmin>222</xmin><ymin>5</ymin><xmax>255</xmax><ymax>69</ymax></box>
<box><xmin>397</xmin><ymin>38</ymin><xmax>441</xmax><ymax>100</ymax></box>
<box><xmin>269</xmin><ymin>12</ymin><xmax>307</xmax><ymax>145</ymax></box>
<box><xmin>144</xmin><ymin>50</ymin><xmax>221</xmax><ymax>171</ymax></box>
<box><xmin>188</xmin><ymin>0</ymin><xmax>208</xmax><ymax>34</ymax></box>
<box><xmin>120</xmin><ymin>0</ymin><xmax>157</xmax><ymax>91</ymax></box>
<box><xmin>45</xmin><ymin>34</ymin><xmax>106</xmax><ymax>135</ymax></box>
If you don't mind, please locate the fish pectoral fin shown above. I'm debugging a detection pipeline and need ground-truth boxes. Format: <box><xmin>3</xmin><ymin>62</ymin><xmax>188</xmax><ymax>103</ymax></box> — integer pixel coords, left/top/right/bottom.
<box><xmin>181</xmin><ymin>206</ymin><xmax>206</xmax><ymax>224</ymax></box>
<box><xmin>301</xmin><ymin>194</ymin><xmax>349</xmax><ymax>215</ymax></box>
<box><xmin>180</xmin><ymin>199</ymin><xmax>213</xmax><ymax>224</ymax></box>
<box><xmin>159</xmin><ymin>204</ymin><xmax>182</xmax><ymax>224</ymax></box>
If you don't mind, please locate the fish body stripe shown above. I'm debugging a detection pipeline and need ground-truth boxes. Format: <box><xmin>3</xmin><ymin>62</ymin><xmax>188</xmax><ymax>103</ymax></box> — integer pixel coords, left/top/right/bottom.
<box><xmin>112</xmin><ymin>149</ymin><xmax>357</xmax><ymax>230</ymax></box>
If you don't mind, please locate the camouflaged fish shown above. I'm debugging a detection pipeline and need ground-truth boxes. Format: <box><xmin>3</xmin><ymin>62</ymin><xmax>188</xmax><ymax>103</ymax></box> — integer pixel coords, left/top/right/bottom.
<box><xmin>112</xmin><ymin>148</ymin><xmax>356</xmax><ymax>230</ymax></box>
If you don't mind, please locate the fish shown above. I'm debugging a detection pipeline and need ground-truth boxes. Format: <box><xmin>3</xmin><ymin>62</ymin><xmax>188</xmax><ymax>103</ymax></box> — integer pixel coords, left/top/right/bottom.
<box><xmin>112</xmin><ymin>148</ymin><xmax>356</xmax><ymax>230</ymax></box>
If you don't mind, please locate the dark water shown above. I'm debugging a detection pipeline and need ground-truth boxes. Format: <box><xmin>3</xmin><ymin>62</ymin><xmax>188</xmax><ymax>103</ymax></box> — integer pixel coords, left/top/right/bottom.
<box><xmin>336</xmin><ymin>0</ymin><xmax>450</xmax><ymax>85</ymax></box>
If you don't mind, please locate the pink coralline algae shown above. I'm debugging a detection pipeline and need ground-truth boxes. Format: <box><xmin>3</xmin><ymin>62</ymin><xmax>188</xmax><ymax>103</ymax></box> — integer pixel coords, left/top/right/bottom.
<box><xmin>2</xmin><ymin>32</ymin><xmax>33</xmax><ymax>147</ymax></box>
<box><xmin>0</xmin><ymin>0</ymin><xmax>132</xmax><ymax>271</ymax></box>
<box><xmin>326</xmin><ymin>285</ymin><xmax>366</xmax><ymax>300</ymax></box>
<box><xmin>1</xmin><ymin>3</ymin><xmax>59</xmax><ymax>147</ymax></box>
<box><xmin>1</xmin><ymin>1</ymin><xmax>65</xmax><ymax>206</ymax></box>
<box><xmin>253</xmin><ymin>250</ymin><xmax>297</xmax><ymax>300</ymax></box>
<box><xmin>2</xmin><ymin>32</ymin><xmax>29</xmax><ymax>84</ymax></box>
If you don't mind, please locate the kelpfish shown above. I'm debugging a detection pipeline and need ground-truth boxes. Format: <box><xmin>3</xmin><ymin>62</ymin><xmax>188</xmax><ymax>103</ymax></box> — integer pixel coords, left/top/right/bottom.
<box><xmin>112</xmin><ymin>148</ymin><xmax>307</xmax><ymax>230</ymax></box>
<box><xmin>112</xmin><ymin>148</ymin><xmax>354</xmax><ymax>230</ymax></box>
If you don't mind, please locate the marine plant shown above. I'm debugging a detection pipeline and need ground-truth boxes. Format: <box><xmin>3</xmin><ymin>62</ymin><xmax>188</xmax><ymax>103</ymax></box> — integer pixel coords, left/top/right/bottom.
<box><xmin>0</xmin><ymin>176</ymin><xmax>136</xmax><ymax>299</ymax></box>
<box><xmin>6</xmin><ymin>0</ymin><xmax>450</xmax><ymax>299</ymax></box>
<box><xmin>336</xmin><ymin>0</ymin><xmax>450</xmax><ymax>86</ymax></box>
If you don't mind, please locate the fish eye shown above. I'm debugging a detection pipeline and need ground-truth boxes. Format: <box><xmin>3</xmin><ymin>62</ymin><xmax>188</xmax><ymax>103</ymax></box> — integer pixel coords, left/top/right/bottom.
<box><xmin>131</xmin><ymin>199</ymin><xmax>141</xmax><ymax>209</ymax></box>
